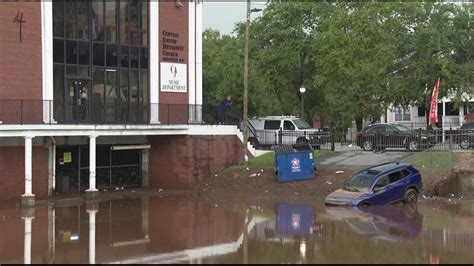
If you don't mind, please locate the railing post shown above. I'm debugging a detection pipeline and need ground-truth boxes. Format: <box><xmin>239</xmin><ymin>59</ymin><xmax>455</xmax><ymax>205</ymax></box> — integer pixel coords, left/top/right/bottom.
<box><xmin>167</xmin><ymin>104</ymin><xmax>170</xmax><ymax>125</ymax></box>
<box><xmin>21</xmin><ymin>100</ymin><xmax>23</xmax><ymax>125</ymax></box>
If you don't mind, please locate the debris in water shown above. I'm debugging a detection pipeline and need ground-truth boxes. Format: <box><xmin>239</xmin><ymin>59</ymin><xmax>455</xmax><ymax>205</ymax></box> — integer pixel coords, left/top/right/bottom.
<box><xmin>249</xmin><ymin>173</ymin><xmax>257</xmax><ymax>177</ymax></box>
<box><xmin>326</xmin><ymin>181</ymin><xmax>333</xmax><ymax>185</ymax></box>
<box><xmin>335</xmin><ymin>171</ymin><xmax>344</xmax><ymax>174</ymax></box>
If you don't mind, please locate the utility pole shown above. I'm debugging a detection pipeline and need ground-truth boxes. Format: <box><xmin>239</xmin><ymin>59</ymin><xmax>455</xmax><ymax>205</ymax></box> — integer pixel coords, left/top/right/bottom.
<box><xmin>243</xmin><ymin>1</ymin><xmax>262</xmax><ymax>165</ymax></box>
<box><xmin>243</xmin><ymin>0</ymin><xmax>251</xmax><ymax>164</ymax></box>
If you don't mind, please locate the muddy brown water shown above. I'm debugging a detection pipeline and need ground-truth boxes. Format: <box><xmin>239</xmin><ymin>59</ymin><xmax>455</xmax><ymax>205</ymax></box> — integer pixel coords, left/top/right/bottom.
<box><xmin>0</xmin><ymin>196</ymin><xmax>473</xmax><ymax>264</ymax></box>
<box><xmin>435</xmin><ymin>172</ymin><xmax>474</xmax><ymax>198</ymax></box>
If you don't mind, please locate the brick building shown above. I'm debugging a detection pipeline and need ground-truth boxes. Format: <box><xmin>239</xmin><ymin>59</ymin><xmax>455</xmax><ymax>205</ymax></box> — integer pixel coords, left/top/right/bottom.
<box><xmin>0</xmin><ymin>1</ymin><xmax>244</xmax><ymax>205</ymax></box>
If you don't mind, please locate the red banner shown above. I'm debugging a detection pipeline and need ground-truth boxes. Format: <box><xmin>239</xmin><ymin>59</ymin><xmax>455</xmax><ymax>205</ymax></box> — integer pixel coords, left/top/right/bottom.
<box><xmin>429</xmin><ymin>78</ymin><xmax>440</xmax><ymax>125</ymax></box>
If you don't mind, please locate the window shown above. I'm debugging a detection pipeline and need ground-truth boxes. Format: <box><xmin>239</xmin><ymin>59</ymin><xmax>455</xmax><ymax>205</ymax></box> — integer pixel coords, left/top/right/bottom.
<box><xmin>417</xmin><ymin>106</ymin><xmax>426</xmax><ymax>117</ymax></box>
<box><xmin>344</xmin><ymin>174</ymin><xmax>374</xmax><ymax>193</ymax></box>
<box><xmin>264</xmin><ymin>120</ymin><xmax>281</xmax><ymax>130</ymax></box>
<box><xmin>283</xmin><ymin>121</ymin><xmax>295</xmax><ymax>131</ymax></box>
<box><xmin>293</xmin><ymin>119</ymin><xmax>311</xmax><ymax>129</ymax></box>
<box><xmin>53</xmin><ymin>0</ymin><xmax>149</xmax><ymax>124</ymax></box>
<box><xmin>373</xmin><ymin>176</ymin><xmax>390</xmax><ymax>190</ymax></box>
<box><xmin>445</xmin><ymin>102</ymin><xmax>459</xmax><ymax>116</ymax></box>
<box><xmin>367</xmin><ymin>126</ymin><xmax>384</xmax><ymax>133</ymax></box>
<box><xmin>394</xmin><ymin>107</ymin><xmax>411</xmax><ymax>121</ymax></box>
<box><xmin>388</xmin><ymin>171</ymin><xmax>404</xmax><ymax>183</ymax></box>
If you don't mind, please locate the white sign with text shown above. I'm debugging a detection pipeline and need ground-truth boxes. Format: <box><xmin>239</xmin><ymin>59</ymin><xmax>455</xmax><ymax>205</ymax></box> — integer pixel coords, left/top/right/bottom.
<box><xmin>160</xmin><ymin>62</ymin><xmax>187</xmax><ymax>93</ymax></box>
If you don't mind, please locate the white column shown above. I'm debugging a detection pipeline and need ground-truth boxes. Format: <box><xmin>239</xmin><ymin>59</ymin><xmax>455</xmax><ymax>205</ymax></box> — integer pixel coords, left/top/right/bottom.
<box><xmin>87</xmin><ymin>136</ymin><xmax>98</xmax><ymax>192</ymax></box>
<box><xmin>149</xmin><ymin>1</ymin><xmax>160</xmax><ymax>124</ymax></box>
<box><xmin>23</xmin><ymin>216</ymin><xmax>34</xmax><ymax>264</ymax></box>
<box><xmin>87</xmin><ymin>209</ymin><xmax>97</xmax><ymax>264</ymax></box>
<box><xmin>188</xmin><ymin>1</ymin><xmax>196</xmax><ymax>123</ymax></box>
<box><xmin>42</xmin><ymin>1</ymin><xmax>54</xmax><ymax>123</ymax></box>
<box><xmin>24</xmin><ymin>136</ymin><xmax>34</xmax><ymax>197</ymax></box>
<box><xmin>196</xmin><ymin>1</ymin><xmax>203</xmax><ymax>122</ymax></box>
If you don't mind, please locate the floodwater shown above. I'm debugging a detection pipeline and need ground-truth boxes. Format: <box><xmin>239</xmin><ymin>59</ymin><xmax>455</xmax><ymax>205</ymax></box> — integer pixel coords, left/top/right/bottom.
<box><xmin>1</xmin><ymin>196</ymin><xmax>474</xmax><ymax>264</ymax></box>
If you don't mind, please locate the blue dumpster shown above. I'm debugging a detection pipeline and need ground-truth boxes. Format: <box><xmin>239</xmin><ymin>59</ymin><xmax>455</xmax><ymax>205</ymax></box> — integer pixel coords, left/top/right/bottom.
<box><xmin>274</xmin><ymin>144</ymin><xmax>316</xmax><ymax>183</ymax></box>
<box><xmin>276</xmin><ymin>203</ymin><xmax>316</xmax><ymax>237</ymax></box>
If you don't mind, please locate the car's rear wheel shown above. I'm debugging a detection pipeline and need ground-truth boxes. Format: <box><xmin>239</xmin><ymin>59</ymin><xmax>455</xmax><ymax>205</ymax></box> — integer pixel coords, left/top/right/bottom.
<box><xmin>362</xmin><ymin>140</ymin><xmax>374</xmax><ymax>151</ymax></box>
<box><xmin>408</xmin><ymin>140</ymin><xmax>419</xmax><ymax>151</ymax></box>
<box><xmin>460</xmin><ymin>139</ymin><xmax>469</xmax><ymax>149</ymax></box>
<box><xmin>404</xmin><ymin>188</ymin><xmax>418</xmax><ymax>204</ymax></box>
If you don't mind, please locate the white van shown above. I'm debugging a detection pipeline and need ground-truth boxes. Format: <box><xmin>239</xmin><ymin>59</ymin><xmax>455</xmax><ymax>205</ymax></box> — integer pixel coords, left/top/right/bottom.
<box><xmin>247</xmin><ymin>116</ymin><xmax>327</xmax><ymax>149</ymax></box>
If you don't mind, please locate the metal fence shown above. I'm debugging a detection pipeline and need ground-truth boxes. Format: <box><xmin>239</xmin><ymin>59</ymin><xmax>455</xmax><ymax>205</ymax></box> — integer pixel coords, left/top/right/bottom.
<box><xmin>249</xmin><ymin>128</ymin><xmax>473</xmax><ymax>152</ymax></box>
<box><xmin>0</xmin><ymin>99</ymin><xmax>243</xmax><ymax>126</ymax></box>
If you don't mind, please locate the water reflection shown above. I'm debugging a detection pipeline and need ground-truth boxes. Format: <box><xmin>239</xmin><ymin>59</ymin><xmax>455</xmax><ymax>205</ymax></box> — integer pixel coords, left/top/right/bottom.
<box><xmin>325</xmin><ymin>204</ymin><xmax>422</xmax><ymax>242</ymax></box>
<box><xmin>1</xmin><ymin>197</ymin><xmax>474</xmax><ymax>264</ymax></box>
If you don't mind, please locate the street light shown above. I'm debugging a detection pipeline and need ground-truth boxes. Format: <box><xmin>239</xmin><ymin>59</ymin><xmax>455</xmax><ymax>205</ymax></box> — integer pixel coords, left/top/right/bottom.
<box><xmin>299</xmin><ymin>87</ymin><xmax>306</xmax><ymax>119</ymax></box>
<box><xmin>243</xmin><ymin>0</ymin><xmax>262</xmax><ymax>164</ymax></box>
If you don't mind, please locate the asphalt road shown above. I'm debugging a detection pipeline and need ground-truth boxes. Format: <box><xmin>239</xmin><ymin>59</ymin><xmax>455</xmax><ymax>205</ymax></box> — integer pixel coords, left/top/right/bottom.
<box><xmin>318</xmin><ymin>150</ymin><xmax>411</xmax><ymax>167</ymax></box>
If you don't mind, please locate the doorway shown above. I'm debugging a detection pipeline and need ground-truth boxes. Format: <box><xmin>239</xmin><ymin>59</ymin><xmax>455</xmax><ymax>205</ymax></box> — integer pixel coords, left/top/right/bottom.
<box><xmin>66</xmin><ymin>79</ymin><xmax>90</xmax><ymax>123</ymax></box>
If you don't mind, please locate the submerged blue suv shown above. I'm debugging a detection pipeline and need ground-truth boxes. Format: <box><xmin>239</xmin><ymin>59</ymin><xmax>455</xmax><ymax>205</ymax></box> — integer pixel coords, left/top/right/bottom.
<box><xmin>325</xmin><ymin>162</ymin><xmax>423</xmax><ymax>207</ymax></box>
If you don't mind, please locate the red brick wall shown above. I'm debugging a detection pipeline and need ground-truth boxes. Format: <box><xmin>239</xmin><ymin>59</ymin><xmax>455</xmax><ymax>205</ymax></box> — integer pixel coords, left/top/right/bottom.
<box><xmin>158</xmin><ymin>1</ymin><xmax>189</xmax><ymax>123</ymax></box>
<box><xmin>149</xmin><ymin>135</ymin><xmax>244</xmax><ymax>189</ymax></box>
<box><xmin>0</xmin><ymin>146</ymin><xmax>49</xmax><ymax>201</ymax></box>
<box><xmin>0</xmin><ymin>2</ymin><xmax>43</xmax><ymax>124</ymax></box>
<box><xmin>0</xmin><ymin>2</ymin><xmax>42</xmax><ymax>100</ymax></box>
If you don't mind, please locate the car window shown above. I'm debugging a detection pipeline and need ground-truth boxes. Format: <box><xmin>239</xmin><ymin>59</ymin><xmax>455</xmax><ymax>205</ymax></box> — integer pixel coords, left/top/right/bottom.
<box><xmin>385</xmin><ymin>126</ymin><xmax>398</xmax><ymax>133</ymax></box>
<box><xmin>393</xmin><ymin>124</ymin><xmax>411</xmax><ymax>132</ymax></box>
<box><xmin>283</xmin><ymin>120</ymin><xmax>295</xmax><ymax>131</ymax></box>
<box><xmin>388</xmin><ymin>171</ymin><xmax>404</xmax><ymax>183</ymax></box>
<box><xmin>264</xmin><ymin>120</ymin><xmax>281</xmax><ymax>130</ymax></box>
<box><xmin>373</xmin><ymin>176</ymin><xmax>390</xmax><ymax>189</ymax></box>
<box><xmin>344</xmin><ymin>174</ymin><xmax>374</xmax><ymax>193</ymax></box>
<box><xmin>401</xmin><ymin>169</ymin><xmax>411</xmax><ymax>178</ymax></box>
<box><xmin>366</xmin><ymin>126</ymin><xmax>383</xmax><ymax>133</ymax></box>
<box><xmin>293</xmin><ymin>119</ymin><xmax>311</xmax><ymax>129</ymax></box>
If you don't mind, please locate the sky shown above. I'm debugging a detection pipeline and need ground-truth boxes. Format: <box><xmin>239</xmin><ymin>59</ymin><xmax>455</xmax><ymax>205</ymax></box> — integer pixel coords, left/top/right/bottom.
<box><xmin>202</xmin><ymin>1</ymin><xmax>267</xmax><ymax>36</ymax></box>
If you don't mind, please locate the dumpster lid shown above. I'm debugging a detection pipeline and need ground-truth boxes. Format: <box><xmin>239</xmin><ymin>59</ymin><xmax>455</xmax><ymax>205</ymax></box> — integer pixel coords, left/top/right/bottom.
<box><xmin>273</xmin><ymin>145</ymin><xmax>294</xmax><ymax>154</ymax></box>
<box><xmin>273</xmin><ymin>143</ymin><xmax>313</xmax><ymax>154</ymax></box>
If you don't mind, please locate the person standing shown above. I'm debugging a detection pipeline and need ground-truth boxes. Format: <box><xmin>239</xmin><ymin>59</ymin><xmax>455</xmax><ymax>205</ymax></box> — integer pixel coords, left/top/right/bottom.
<box><xmin>217</xmin><ymin>96</ymin><xmax>233</xmax><ymax>124</ymax></box>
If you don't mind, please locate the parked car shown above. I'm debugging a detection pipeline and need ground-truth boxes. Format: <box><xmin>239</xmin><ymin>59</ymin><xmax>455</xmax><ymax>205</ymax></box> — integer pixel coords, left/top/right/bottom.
<box><xmin>458</xmin><ymin>122</ymin><xmax>474</xmax><ymax>149</ymax></box>
<box><xmin>247</xmin><ymin>116</ymin><xmax>328</xmax><ymax>149</ymax></box>
<box><xmin>356</xmin><ymin>123</ymin><xmax>436</xmax><ymax>151</ymax></box>
<box><xmin>325</xmin><ymin>162</ymin><xmax>423</xmax><ymax>207</ymax></box>
<box><xmin>325</xmin><ymin>204</ymin><xmax>422</xmax><ymax>242</ymax></box>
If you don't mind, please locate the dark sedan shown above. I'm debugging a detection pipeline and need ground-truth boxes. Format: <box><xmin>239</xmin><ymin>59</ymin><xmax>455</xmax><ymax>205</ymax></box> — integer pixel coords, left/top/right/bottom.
<box><xmin>458</xmin><ymin>122</ymin><xmax>474</xmax><ymax>149</ymax></box>
<box><xmin>356</xmin><ymin>123</ymin><xmax>436</xmax><ymax>151</ymax></box>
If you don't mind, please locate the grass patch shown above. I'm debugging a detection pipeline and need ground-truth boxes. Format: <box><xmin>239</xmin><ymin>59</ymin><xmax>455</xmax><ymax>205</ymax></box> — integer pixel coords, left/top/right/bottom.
<box><xmin>403</xmin><ymin>150</ymin><xmax>458</xmax><ymax>170</ymax></box>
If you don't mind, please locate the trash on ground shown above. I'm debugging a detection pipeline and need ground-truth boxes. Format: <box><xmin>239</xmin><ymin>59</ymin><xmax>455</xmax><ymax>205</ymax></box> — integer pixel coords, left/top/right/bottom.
<box><xmin>158</xmin><ymin>189</ymin><xmax>164</xmax><ymax>193</ymax></box>
<box><xmin>215</xmin><ymin>174</ymin><xmax>218</xmax><ymax>177</ymax></box>
<box><xmin>326</xmin><ymin>181</ymin><xmax>333</xmax><ymax>185</ymax></box>
<box><xmin>214</xmin><ymin>204</ymin><xmax>218</xmax><ymax>208</ymax></box>
<box><xmin>246</xmin><ymin>167</ymin><xmax>250</xmax><ymax>171</ymax></box>
<box><xmin>249</xmin><ymin>173</ymin><xmax>257</xmax><ymax>177</ymax></box>
<box><xmin>335</xmin><ymin>171</ymin><xmax>344</xmax><ymax>174</ymax></box>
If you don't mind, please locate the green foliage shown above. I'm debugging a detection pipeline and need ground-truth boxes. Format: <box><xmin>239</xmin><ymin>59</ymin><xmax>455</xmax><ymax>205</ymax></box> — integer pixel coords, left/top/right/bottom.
<box><xmin>203</xmin><ymin>2</ymin><xmax>473</xmax><ymax>127</ymax></box>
